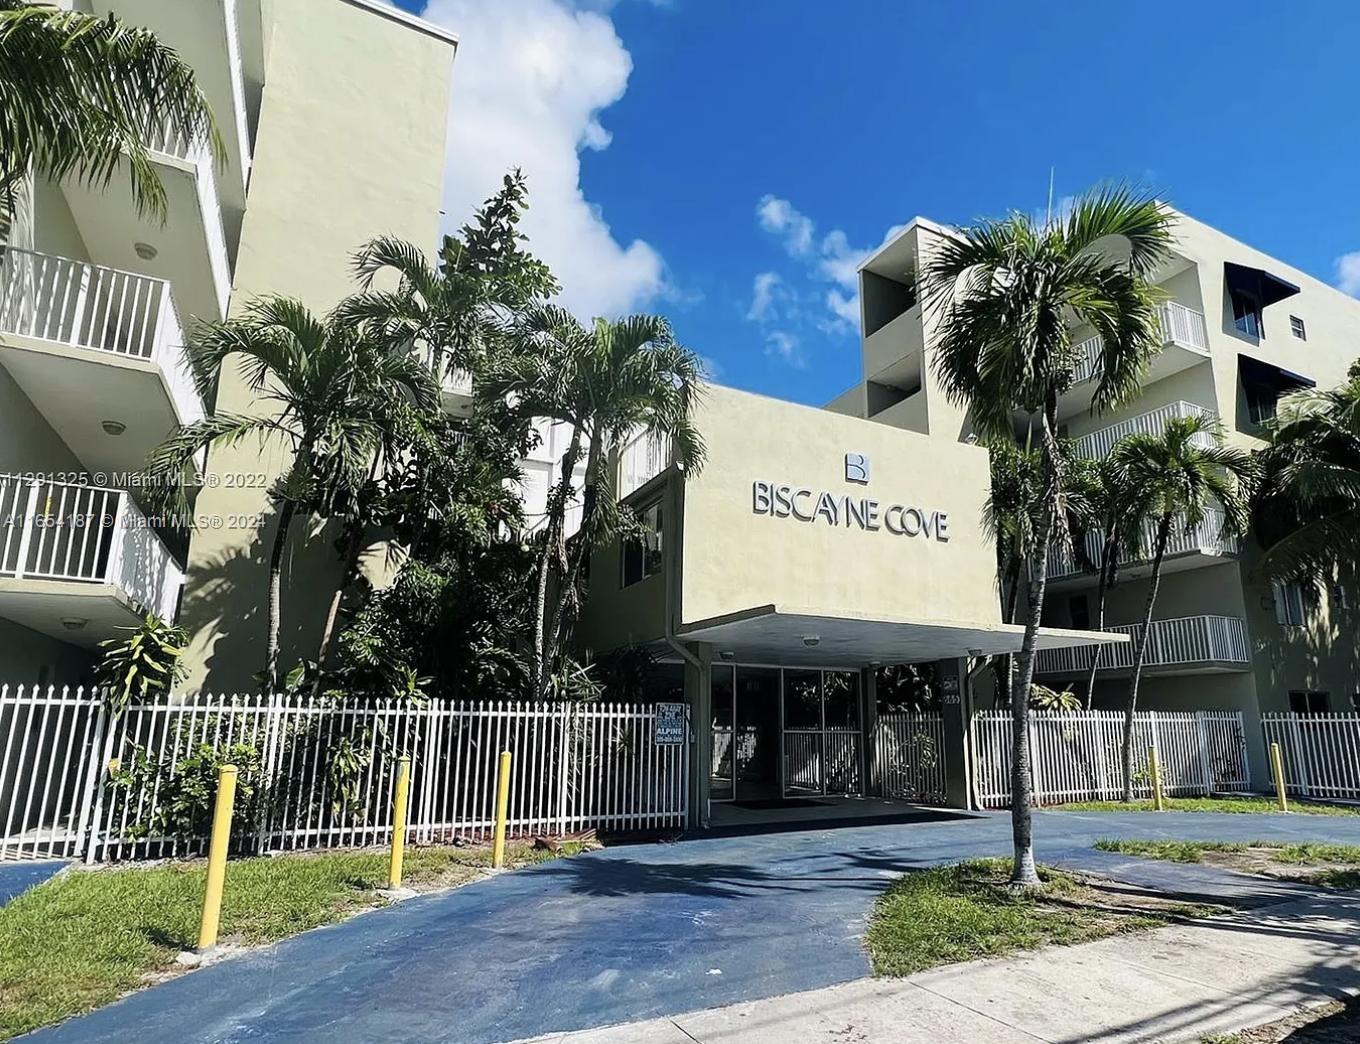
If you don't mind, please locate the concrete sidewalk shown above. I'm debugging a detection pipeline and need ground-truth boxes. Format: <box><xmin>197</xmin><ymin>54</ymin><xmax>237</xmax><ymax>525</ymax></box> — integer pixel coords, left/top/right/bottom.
<box><xmin>524</xmin><ymin>889</ymin><xmax>1360</xmax><ymax>1043</ymax></box>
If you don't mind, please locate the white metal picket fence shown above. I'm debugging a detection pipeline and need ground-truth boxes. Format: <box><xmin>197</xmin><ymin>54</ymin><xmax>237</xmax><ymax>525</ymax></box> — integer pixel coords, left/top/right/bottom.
<box><xmin>1263</xmin><ymin>713</ymin><xmax>1360</xmax><ymax>801</ymax></box>
<box><xmin>973</xmin><ymin>710</ymin><xmax>1249</xmax><ymax>808</ymax></box>
<box><xmin>0</xmin><ymin>686</ymin><xmax>689</xmax><ymax>862</ymax></box>
<box><xmin>874</xmin><ymin>712</ymin><xmax>947</xmax><ymax>804</ymax></box>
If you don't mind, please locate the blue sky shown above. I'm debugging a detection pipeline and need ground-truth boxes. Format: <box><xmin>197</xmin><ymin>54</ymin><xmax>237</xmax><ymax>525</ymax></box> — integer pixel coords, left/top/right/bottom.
<box><xmin>398</xmin><ymin>0</ymin><xmax>1360</xmax><ymax>406</ymax></box>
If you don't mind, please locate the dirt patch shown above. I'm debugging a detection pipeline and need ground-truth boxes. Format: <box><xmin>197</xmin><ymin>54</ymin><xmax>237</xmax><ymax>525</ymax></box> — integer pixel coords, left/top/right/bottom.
<box><xmin>1194</xmin><ymin>847</ymin><xmax>1360</xmax><ymax>887</ymax></box>
<box><xmin>1212</xmin><ymin>1000</ymin><xmax>1360</xmax><ymax>1043</ymax></box>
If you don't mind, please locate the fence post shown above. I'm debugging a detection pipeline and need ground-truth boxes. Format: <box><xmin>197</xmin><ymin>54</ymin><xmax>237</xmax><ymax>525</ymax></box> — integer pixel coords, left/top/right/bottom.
<box><xmin>1147</xmin><ymin>711</ymin><xmax>1161</xmax><ymax>799</ymax></box>
<box><xmin>388</xmin><ymin>756</ymin><xmax>411</xmax><ymax>888</ymax></box>
<box><xmin>196</xmin><ymin>764</ymin><xmax>238</xmax><ymax>952</ymax></box>
<box><xmin>1148</xmin><ymin>747</ymin><xmax>1166</xmax><ymax>811</ymax></box>
<box><xmin>1194</xmin><ymin>712</ymin><xmax>1213</xmax><ymax>796</ymax></box>
<box><xmin>492</xmin><ymin>750</ymin><xmax>512</xmax><ymax>868</ymax></box>
<box><xmin>1270</xmin><ymin>742</ymin><xmax>1289</xmax><ymax>813</ymax></box>
<box><xmin>71</xmin><ymin>698</ymin><xmax>109</xmax><ymax>862</ymax></box>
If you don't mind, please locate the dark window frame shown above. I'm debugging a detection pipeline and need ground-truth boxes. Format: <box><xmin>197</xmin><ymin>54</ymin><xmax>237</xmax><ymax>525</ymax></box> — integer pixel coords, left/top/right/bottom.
<box><xmin>620</xmin><ymin>497</ymin><xmax>664</xmax><ymax>588</ymax></box>
<box><xmin>1231</xmin><ymin>288</ymin><xmax>1264</xmax><ymax>338</ymax></box>
<box><xmin>1289</xmin><ymin>314</ymin><xmax>1307</xmax><ymax>340</ymax></box>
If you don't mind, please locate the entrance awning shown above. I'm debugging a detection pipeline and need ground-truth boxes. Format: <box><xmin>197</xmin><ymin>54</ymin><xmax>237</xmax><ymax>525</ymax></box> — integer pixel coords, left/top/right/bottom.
<box><xmin>1239</xmin><ymin>354</ymin><xmax>1316</xmax><ymax>392</ymax></box>
<box><xmin>675</xmin><ymin>604</ymin><xmax>1127</xmax><ymax>668</ymax></box>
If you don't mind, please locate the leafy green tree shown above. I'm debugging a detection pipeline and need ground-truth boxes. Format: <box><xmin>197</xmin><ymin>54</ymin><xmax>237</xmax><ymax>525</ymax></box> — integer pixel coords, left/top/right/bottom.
<box><xmin>918</xmin><ymin>184</ymin><xmax>1172</xmax><ymax>887</ymax></box>
<box><xmin>983</xmin><ymin>439</ymin><xmax>1041</xmax><ymax>709</ymax></box>
<box><xmin>0</xmin><ymin>0</ymin><xmax>221</xmax><ymax>238</ymax></box>
<box><xmin>1254</xmin><ymin>361</ymin><xmax>1360</xmax><ymax>582</ymax></box>
<box><xmin>1065</xmin><ymin>451</ymin><xmax>1146</xmax><ymax>709</ymax></box>
<box><xmin>96</xmin><ymin>613</ymin><xmax>187</xmax><ymax>713</ymax></box>
<box><xmin>1109</xmin><ymin>413</ymin><xmax>1252</xmax><ymax>800</ymax></box>
<box><xmin>145</xmin><ymin>298</ymin><xmax>437</xmax><ymax>691</ymax></box>
<box><xmin>489</xmin><ymin>306</ymin><xmax>707</xmax><ymax>698</ymax></box>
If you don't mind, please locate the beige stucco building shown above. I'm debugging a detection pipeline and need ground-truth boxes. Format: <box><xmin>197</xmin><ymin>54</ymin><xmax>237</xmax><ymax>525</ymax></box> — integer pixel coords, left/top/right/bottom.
<box><xmin>827</xmin><ymin>208</ymin><xmax>1360</xmax><ymax>784</ymax></box>
<box><xmin>0</xmin><ymin>0</ymin><xmax>457</xmax><ymax>689</ymax></box>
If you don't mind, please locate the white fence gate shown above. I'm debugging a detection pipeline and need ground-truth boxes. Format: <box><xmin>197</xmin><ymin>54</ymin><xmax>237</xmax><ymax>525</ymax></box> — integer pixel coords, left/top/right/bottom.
<box><xmin>973</xmin><ymin>710</ymin><xmax>1249</xmax><ymax>808</ymax></box>
<box><xmin>1262</xmin><ymin>713</ymin><xmax>1360</xmax><ymax>801</ymax></box>
<box><xmin>0</xmin><ymin>687</ymin><xmax>689</xmax><ymax>862</ymax></box>
<box><xmin>873</xmin><ymin>712</ymin><xmax>947</xmax><ymax>804</ymax></box>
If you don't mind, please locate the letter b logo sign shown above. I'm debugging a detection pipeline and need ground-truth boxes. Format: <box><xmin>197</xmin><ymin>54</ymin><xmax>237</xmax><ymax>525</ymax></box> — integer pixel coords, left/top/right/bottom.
<box><xmin>844</xmin><ymin>452</ymin><xmax>869</xmax><ymax>484</ymax></box>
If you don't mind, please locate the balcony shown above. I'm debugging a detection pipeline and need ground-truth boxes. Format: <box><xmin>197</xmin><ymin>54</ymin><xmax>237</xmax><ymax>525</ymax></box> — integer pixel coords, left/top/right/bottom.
<box><xmin>419</xmin><ymin>344</ymin><xmax>474</xmax><ymax>414</ymax></box>
<box><xmin>0</xmin><ymin>250</ymin><xmax>204</xmax><ymax>475</ymax></box>
<box><xmin>1058</xmin><ymin>302</ymin><xmax>1210</xmax><ymax>421</ymax></box>
<box><xmin>1047</xmin><ymin>506</ymin><xmax>1239</xmax><ymax>584</ymax></box>
<box><xmin>619</xmin><ymin>432</ymin><xmax>673</xmax><ymax>499</ymax></box>
<box><xmin>0</xmin><ymin>476</ymin><xmax>184</xmax><ymax>647</ymax></box>
<box><xmin>58</xmin><ymin>120</ymin><xmax>231</xmax><ymax>330</ymax></box>
<box><xmin>1072</xmin><ymin>401</ymin><xmax>1216</xmax><ymax>460</ymax></box>
<box><xmin>1034</xmin><ymin>615</ymin><xmax>1250</xmax><ymax>677</ymax></box>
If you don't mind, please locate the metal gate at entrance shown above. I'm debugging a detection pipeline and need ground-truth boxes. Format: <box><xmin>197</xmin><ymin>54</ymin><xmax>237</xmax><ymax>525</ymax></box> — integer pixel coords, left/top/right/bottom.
<box><xmin>709</xmin><ymin>664</ymin><xmax>864</xmax><ymax>802</ymax></box>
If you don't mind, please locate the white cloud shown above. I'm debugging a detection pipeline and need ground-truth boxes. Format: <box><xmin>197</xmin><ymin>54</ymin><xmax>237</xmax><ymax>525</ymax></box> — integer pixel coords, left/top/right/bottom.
<box><xmin>747</xmin><ymin>271</ymin><xmax>783</xmax><ymax>321</ymax></box>
<box><xmin>1336</xmin><ymin>252</ymin><xmax>1360</xmax><ymax>297</ymax></box>
<box><xmin>414</xmin><ymin>0</ymin><xmax>668</xmax><ymax>319</ymax></box>
<box><xmin>757</xmin><ymin>195</ymin><xmax>816</xmax><ymax>257</ymax></box>
<box><xmin>754</xmin><ymin>196</ymin><xmax>904</xmax><ymax>333</ymax></box>
<box><xmin>763</xmin><ymin>330</ymin><xmax>804</xmax><ymax>368</ymax></box>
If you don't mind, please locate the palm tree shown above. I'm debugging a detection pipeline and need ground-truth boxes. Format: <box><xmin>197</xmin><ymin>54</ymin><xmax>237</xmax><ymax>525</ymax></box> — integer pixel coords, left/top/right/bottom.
<box><xmin>145</xmin><ymin>297</ymin><xmax>438</xmax><ymax>690</ymax></box>
<box><xmin>490</xmin><ymin>305</ymin><xmax>706</xmax><ymax>698</ymax></box>
<box><xmin>0</xmin><ymin>0</ymin><xmax>221</xmax><ymax>238</ymax></box>
<box><xmin>918</xmin><ymin>184</ymin><xmax>1172</xmax><ymax>886</ymax></box>
<box><xmin>1066</xmin><ymin>451</ymin><xmax>1146</xmax><ymax>709</ymax></box>
<box><xmin>1109</xmin><ymin>413</ymin><xmax>1253</xmax><ymax>801</ymax></box>
<box><xmin>983</xmin><ymin>438</ymin><xmax>1041</xmax><ymax>708</ymax></box>
<box><xmin>1254</xmin><ymin>361</ymin><xmax>1360</xmax><ymax>582</ymax></box>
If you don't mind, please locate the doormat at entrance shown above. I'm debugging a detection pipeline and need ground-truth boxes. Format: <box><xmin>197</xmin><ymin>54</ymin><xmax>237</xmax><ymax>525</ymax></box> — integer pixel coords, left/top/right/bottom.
<box><xmin>730</xmin><ymin>798</ymin><xmax>828</xmax><ymax>810</ymax></box>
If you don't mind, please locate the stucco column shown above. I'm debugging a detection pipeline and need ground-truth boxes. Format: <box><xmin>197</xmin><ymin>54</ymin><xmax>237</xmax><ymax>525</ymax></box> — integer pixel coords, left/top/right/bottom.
<box><xmin>937</xmin><ymin>658</ymin><xmax>972</xmax><ymax>809</ymax></box>
<box><xmin>862</xmin><ymin>667</ymin><xmax>880</xmax><ymax>796</ymax></box>
<box><xmin>683</xmin><ymin>642</ymin><xmax>713</xmax><ymax>828</ymax></box>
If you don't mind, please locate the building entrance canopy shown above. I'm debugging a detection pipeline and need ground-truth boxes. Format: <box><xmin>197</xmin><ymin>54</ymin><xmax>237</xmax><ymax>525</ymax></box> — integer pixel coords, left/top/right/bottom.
<box><xmin>676</xmin><ymin>603</ymin><xmax>1126</xmax><ymax>668</ymax></box>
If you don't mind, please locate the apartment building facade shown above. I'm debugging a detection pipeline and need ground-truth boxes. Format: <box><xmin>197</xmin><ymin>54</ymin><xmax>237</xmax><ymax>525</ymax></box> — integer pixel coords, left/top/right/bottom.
<box><xmin>0</xmin><ymin>0</ymin><xmax>457</xmax><ymax>690</ymax></box>
<box><xmin>832</xmin><ymin>209</ymin><xmax>1360</xmax><ymax>759</ymax></box>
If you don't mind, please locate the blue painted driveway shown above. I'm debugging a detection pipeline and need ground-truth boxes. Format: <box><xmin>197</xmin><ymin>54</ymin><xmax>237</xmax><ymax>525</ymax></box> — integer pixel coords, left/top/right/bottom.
<box><xmin>0</xmin><ymin>860</ymin><xmax>65</xmax><ymax>907</ymax></box>
<box><xmin>30</xmin><ymin>810</ymin><xmax>1360</xmax><ymax>1043</ymax></box>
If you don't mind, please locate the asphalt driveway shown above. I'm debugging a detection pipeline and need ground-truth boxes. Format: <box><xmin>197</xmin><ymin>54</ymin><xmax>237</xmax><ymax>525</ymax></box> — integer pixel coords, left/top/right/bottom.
<box><xmin>29</xmin><ymin>809</ymin><xmax>1360</xmax><ymax>1044</ymax></box>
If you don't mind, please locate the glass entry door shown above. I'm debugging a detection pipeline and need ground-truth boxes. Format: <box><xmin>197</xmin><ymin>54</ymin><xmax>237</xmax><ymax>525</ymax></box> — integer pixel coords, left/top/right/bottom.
<box><xmin>734</xmin><ymin>668</ymin><xmax>780</xmax><ymax>800</ymax></box>
<box><xmin>782</xmin><ymin>669</ymin><xmax>863</xmax><ymax>796</ymax></box>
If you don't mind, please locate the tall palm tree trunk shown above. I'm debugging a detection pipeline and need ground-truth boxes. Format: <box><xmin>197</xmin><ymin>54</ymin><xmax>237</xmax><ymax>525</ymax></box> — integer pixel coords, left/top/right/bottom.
<box><xmin>265</xmin><ymin>497</ymin><xmax>299</xmax><ymax>692</ymax></box>
<box><xmin>1008</xmin><ymin>403</ymin><xmax>1061</xmax><ymax>888</ymax></box>
<box><xmin>1121</xmin><ymin>513</ymin><xmax>1172</xmax><ymax>802</ymax></box>
<box><xmin>534</xmin><ymin>427</ymin><xmax>584</xmax><ymax>697</ymax></box>
<box><xmin>545</xmin><ymin>432</ymin><xmax>605</xmax><ymax>677</ymax></box>
<box><xmin>312</xmin><ymin>522</ymin><xmax>365</xmax><ymax>695</ymax></box>
<box><xmin>1083</xmin><ymin>542</ymin><xmax>1114</xmax><ymax>710</ymax></box>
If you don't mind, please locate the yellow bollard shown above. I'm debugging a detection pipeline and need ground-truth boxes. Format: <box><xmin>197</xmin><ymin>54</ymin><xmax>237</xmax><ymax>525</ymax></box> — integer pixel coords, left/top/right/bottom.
<box><xmin>388</xmin><ymin>756</ymin><xmax>411</xmax><ymax>889</ymax></box>
<box><xmin>491</xmin><ymin>750</ymin><xmax>512</xmax><ymax>868</ymax></box>
<box><xmin>1148</xmin><ymin>747</ymin><xmax>1166</xmax><ymax>811</ymax></box>
<box><xmin>1270</xmin><ymin>742</ymin><xmax>1290</xmax><ymax>813</ymax></box>
<box><xmin>196</xmin><ymin>764</ymin><xmax>238</xmax><ymax>952</ymax></box>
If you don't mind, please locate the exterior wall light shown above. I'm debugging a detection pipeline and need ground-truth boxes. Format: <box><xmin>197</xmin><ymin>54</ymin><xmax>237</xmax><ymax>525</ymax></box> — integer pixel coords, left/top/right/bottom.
<box><xmin>101</xmin><ymin>420</ymin><xmax>127</xmax><ymax>436</ymax></box>
<box><xmin>801</xmin><ymin>635</ymin><xmax>820</xmax><ymax>647</ymax></box>
<box><xmin>61</xmin><ymin>618</ymin><xmax>88</xmax><ymax>631</ymax></box>
<box><xmin>133</xmin><ymin>242</ymin><xmax>158</xmax><ymax>260</ymax></box>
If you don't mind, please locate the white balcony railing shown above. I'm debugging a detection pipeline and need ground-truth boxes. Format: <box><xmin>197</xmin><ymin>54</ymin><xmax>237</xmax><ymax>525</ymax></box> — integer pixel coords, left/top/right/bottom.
<box><xmin>0</xmin><ymin>249</ymin><xmax>204</xmax><ymax>424</ymax></box>
<box><xmin>1072</xmin><ymin>401</ymin><xmax>1216</xmax><ymax>461</ymax></box>
<box><xmin>0</xmin><ymin>475</ymin><xmax>184</xmax><ymax>622</ymax></box>
<box><xmin>1047</xmin><ymin>505</ymin><xmax>1239</xmax><ymax>580</ymax></box>
<box><xmin>1036</xmin><ymin>614</ymin><xmax>1249</xmax><ymax>675</ymax></box>
<box><xmin>619</xmin><ymin>431</ymin><xmax>672</xmax><ymax>498</ymax></box>
<box><xmin>1074</xmin><ymin>301</ymin><xmax>1209</xmax><ymax>384</ymax></box>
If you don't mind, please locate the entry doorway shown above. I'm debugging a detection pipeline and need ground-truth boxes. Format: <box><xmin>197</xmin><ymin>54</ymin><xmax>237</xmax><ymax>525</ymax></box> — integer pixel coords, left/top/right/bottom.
<box><xmin>709</xmin><ymin>663</ymin><xmax>864</xmax><ymax>806</ymax></box>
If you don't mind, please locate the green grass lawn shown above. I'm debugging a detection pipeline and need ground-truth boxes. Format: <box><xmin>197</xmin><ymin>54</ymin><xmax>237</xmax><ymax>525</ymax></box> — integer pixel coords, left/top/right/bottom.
<box><xmin>864</xmin><ymin>859</ymin><xmax>1220</xmax><ymax>977</ymax></box>
<box><xmin>1054</xmin><ymin>794</ymin><xmax>1360</xmax><ymax>817</ymax></box>
<box><xmin>0</xmin><ymin>842</ymin><xmax>554</xmax><ymax>1040</ymax></box>
<box><xmin>1095</xmin><ymin>838</ymin><xmax>1360</xmax><ymax>889</ymax></box>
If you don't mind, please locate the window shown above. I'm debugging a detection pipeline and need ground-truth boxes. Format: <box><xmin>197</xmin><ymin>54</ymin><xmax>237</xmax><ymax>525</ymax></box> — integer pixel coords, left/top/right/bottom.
<box><xmin>1289</xmin><ymin>315</ymin><xmax>1307</xmax><ymax>340</ymax></box>
<box><xmin>1231</xmin><ymin>289</ymin><xmax>1263</xmax><ymax>337</ymax></box>
<box><xmin>1246</xmin><ymin>383</ymin><xmax>1279</xmax><ymax>427</ymax></box>
<box><xmin>1331</xmin><ymin>584</ymin><xmax>1351</xmax><ymax>612</ymax></box>
<box><xmin>1273</xmin><ymin>580</ymin><xmax>1306</xmax><ymax>626</ymax></box>
<box><xmin>620</xmin><ymin>499</ymin><xmax>663</xmax><ymax>587</ymax></box>
<box><xmin>1068</xmin><ymin>594</ymin><xmax>1091</xmax><ymax>631</ymax></box>
<box><xmin>1289</xmin><ymin>690</ymin><xmax>1330</xmax><ymax>715</ymax></box>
